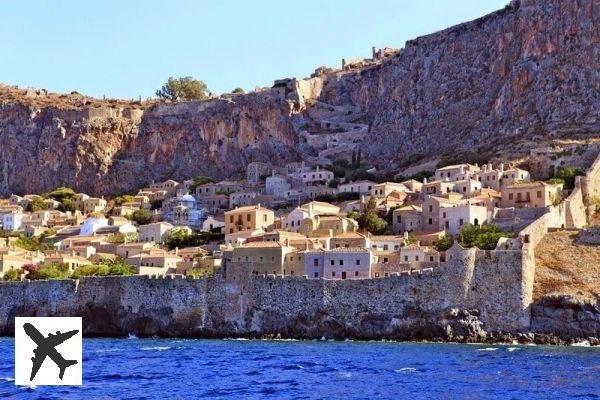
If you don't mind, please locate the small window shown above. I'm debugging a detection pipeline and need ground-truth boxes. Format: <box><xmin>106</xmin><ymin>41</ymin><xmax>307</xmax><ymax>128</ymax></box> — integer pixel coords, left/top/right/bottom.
<box><xmin>332</xmin><ymin>271</ymin><xmax>336</xmax><ymax>277</ymax></box>
<box><xmin>355</xmin><ymin>271</ymin><xmax>359</xmax><ymax>277</ymax></box>
<box><xmin>313</xmin><ymin>259</ymin><xmax>318</xmax><ymax>267</ymax></box>
<box><xmin>314</xmin><ymin>272</ymin><xmax>319</xmax><ymax>278</ymax></box>
<box><xmin>330</xmin><ymin>260</ymin><xmax>335</xmax><ymax>266</ymax></box>
<box><xmin>356</xmin><ymin>259</ymin><xmax>360</xmax><ymax>265</ymax></box>
<box><xmin>339</xmin><ymin>260</ymin><xmax>344</xmax><ymax>266</ymax></box>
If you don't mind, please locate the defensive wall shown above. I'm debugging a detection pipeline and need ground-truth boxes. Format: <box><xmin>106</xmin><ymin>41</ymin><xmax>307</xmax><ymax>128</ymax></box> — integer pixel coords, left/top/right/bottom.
<box><xmin>0</xmin><ymin>245</ymin><xmax>529</xmax><ymax>339</ymax></box>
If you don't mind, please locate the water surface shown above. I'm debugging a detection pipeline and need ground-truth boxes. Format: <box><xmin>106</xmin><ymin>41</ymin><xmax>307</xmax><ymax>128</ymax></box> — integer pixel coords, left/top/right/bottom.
<box><xmin>0</xmin><ymin>338</ymin><xmax>598</xmax><ymax>399</ymax></box>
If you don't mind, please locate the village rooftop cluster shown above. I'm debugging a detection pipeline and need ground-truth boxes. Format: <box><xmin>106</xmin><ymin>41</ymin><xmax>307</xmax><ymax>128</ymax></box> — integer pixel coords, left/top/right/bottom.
<box><xmin>0</xmin><ymin>160</ymin><xmax>565</xmax><ymax>281</ymax></box>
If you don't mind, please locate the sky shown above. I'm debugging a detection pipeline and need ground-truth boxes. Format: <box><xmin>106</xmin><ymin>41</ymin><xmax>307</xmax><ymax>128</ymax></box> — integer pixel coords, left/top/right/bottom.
<box><xmin>0</xmin><ymin>0</ymin><xmax>509</xmax><ymax>100</ymax></box>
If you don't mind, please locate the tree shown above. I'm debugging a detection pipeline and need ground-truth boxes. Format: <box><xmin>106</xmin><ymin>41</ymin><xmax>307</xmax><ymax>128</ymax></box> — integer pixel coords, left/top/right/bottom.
<box><xmin>165</xmin><ymin>228</ymin><xmax>197</xmax><ymax>250</ymax></box>
<box><xmin>356</xmin><ymin>149</ymin><xmax>362</xmax><ymax>167</ymax></box>
<box><xmin>189</xmin><ymin>175</ymin><xmax>215</xmax><ymax>193</ymax></box>
<box><xmin>552</xmin><ymin>167</ymin><xmax>584</xmax><ymax>190</ymax></box>
<box><xmin>3</xmin><ymin>268</ymin><xmax>19</xmax><ymax>281</ymax></box>
<box><xmin>435</xmin><ymin>234</ymin><xmax>454</xmax><ymax>251</ymax></box>
<box><xmin>232</xmin><ymin>87</ymin><xmax>245</xmax><ymax>94</ymax></box>
<box><xmin>129</xmin><ymin>209</ymin><xmax>152</xmax><ymax>225</ymax></box>
<box><xmin>457</xmin><ymin>224</ymin><xmax>514</xmax><ymax>250</ymax></box>
<box><xmin>28</xmin><ymin>264</ymin><xmax>70</xmax><ymax>280</ymax></box>
<box><xmin>156</xmin><ymin>76</ymin><xmax>209</xmax><ymax>101</ymax></box>
<box><xmin>57</xmin><ymin>199</ymin><xmax>77</xmax><ymax>213</ymax></box>
<box><xmin>113</xmin><ymin>194</ymin><xmax>135</xmax><ymax>206</ymax></box>
<box><xmin>26</xmin><ymin>197</ymin><xmax>45</xmax><ymax>212</ymax></box>
<box><xmin>46</xmin><ymin>187</ymin><xmax>76</xmax><ymax>202</ymax></box>
<box><xmin>356</xmin><ymin>198</ymin><xmax>388</xmax><ymax>235</ymax></box>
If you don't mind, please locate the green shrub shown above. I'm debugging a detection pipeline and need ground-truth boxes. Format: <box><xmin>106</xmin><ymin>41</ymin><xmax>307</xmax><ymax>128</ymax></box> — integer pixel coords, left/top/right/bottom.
<box><xmin>129</xmin><ymin>209</ymin><xmax>152</xmax><ymax>225</ymax></box>
<box><xmin>29</xmin><ymin>264</ymin><xmax>70</xmax><ymax>280</ymax></box>
<box><xmin>457</xmin><ymin>224</ymin><xmax>514</xmax><ymax>250</ymax></box>
<box><xmin>3</xmin><ymin>268</ymin><xmax>20</xmax><ymax>281</ymax></box>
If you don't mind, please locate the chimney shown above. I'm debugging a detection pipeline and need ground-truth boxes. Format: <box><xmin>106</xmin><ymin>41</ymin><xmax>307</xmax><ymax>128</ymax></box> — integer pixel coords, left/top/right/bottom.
<box><xmin>316</xmin><ymin>166</ymin><xmax>320</xmax><ymax>171</ymax></box>
<box><xmin>404</xmin><ymin>231</ymin><xmax>409</xmax><ymax>239</ymax></box>
<box><xmin>499</xmin><ymin>163</ymin><xmax>505</xmax><ymax>172</ymax></box>
<box><xmin>372</xmin><ymin>46</ymin><xmax>376</xmax><ymax>59</ymax></box>
<box><xmin>459</xmin><ymin>165</ymin><xmax>465</xmax><ymax>174</ymax></box>
<box><xmin>483</xmin><ymin>164</ymin><xmax>488</xmax><ymax>172</ymax></box>
<box><xmin>423</xmin><ymin>177</ymin><xmax>428</xmax><ymax>184</ymax></box>
<box><xmin>257</xmin><ymin>203</ymin><xmax>261</xmax><ymax>210</ymax></box>
<box><xmin>175</xmin><ymin>247</ymin><xmax>179</xmax><ymax>256</ymax></box>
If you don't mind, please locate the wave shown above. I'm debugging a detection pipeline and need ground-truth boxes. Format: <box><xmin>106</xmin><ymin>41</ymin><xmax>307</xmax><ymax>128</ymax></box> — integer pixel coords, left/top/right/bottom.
<box><xmin>127</xmin><ymin>333</ymin><xmax>138</xmax><ymax>340</ymax></box>
<box><xmin>477</xmin><ymin>347</ymin><xmax>499</xmax><ymax>351</ymax></box>
<box><xmin>395</xmin><ymin>367</ymin><xmax>417</xmax><ymax>373</ymax></box>
<box><xmin>507</xmin><ymin>347</ymin><xmax>520</xmax><ymax>352</ymax></box>
<box><xmin>140</xmin><ymin>346</ymin><xmax>171</xmax><ymax>351</ymax></box>
<box><xmin>571</xmin><ymin>340</ymin><xmax>591</xmax><ymax>347</ymax></box>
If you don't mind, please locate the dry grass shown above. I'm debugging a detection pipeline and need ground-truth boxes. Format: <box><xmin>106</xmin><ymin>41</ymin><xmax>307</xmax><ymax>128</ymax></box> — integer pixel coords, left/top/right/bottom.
<box><xmin>534</xmin><ymin>229</ymin><xmax>600</xmax><ymax>301</ymax></box>
<box><xmin>0</xmin><ymin>83</ymin><xmax>151</xmax><ymax>110</ymax></box>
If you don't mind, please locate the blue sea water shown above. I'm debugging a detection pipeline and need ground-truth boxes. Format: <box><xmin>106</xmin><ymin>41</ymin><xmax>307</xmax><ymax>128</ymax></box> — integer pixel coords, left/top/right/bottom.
<box><xmin>0</xmin><ymin>338</ymin><xmax>598</xmax><ymax>399</ymax></box>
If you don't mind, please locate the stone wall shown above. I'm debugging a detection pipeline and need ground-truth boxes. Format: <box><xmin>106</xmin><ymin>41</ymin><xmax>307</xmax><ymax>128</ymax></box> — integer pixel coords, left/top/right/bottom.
<box><xmin>0</xmin><ymin>247</ymin><xmax>532</xmax><ymax>338</ymax></box>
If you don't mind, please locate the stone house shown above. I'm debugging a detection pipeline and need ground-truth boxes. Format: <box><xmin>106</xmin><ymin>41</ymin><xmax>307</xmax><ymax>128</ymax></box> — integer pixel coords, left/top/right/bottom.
<box><xmin>116</xmin><ymin>242</ymin><xmax>155</xmax><ymax>259</ymax></box>
<box><xmin>452</xmin><ymin>179</ymin><xmax>482</xmax><ymax>196</ymax></box>
<box><xmin>501</xmin><ymin>182</ymin><xmax>562</xmax><ymax>208</ymax></box>
<box><xmin>127</xmin><ymin>248</ymin><xmax>182</xmax><ymax>276</ymax></box>
<box><xmin>224</xmin><ymin>204</ymin><xmax>275</xmax><ymax>235</ymax></box>
<box><xmin>283</xmin><ymin>201</ymin><xmax>340</xmax><ymax>233</ymax></box>
<box><xmin>370</xmin><ymin>235</ymin><xmax>406</xmax><ymax>251</ymax></box>
<box><xmin>392</xmin><ymin>205</ymin><xmax>423</xmax><ymax>234</ymax></box>
<box><xmin>439</xmin><ymin>204</ymin><xmax>489</xmax><ymax>235</ymax></box>
<box><xmin>298</xmin><ymin>215</ymin><xmax>358</xmax><ymax>238</ymax></box>
<box><xmin>42</xmin><ymin>198</ymin><xmax>60</xmax><ymax>210</ymax></box>
<box><xmin>230</xmin><ymin>241</ymin><xmax>296</xmax><ymax>275</ymax></box>
<box><xmin>73</xmin><ymin>193</ymin><xmax>90</xmax><ymax>212</ymax></box>
<box><xmin>329</xmin><ymin>232</ymin><xmax>370</xmax><ymax>249</ymax></box>
<box><xmin>291</xmin><ymin>166</ymin><xmax>334</xmax><ymax>186</ymax></box>
<box><xmin>202</xmin><ymin>215</ymin><xmax>225</xmax><ymax>233</ymax></box>
<box><xmin>265</xmin><ymin>174</ymin><xmax>291</xmax><ymax>198</ymax></box>
<box><xmin>229</xmin><ymin>191</ymin><xmax>258</xmax><ymax>208</ymax></box>
<box><xmin>400</xmin><ymin>179</ymin><xmax>423</xmax><ymax>193</ymax></box>
<box><xmin>399</xmin><ymin>244</ymin><xmax>440</xmax><ymax>264</ymax></box>
<box><xmin>139</xmin><ymin>222</ymin><xmax>174</xmax><ymax>244</ymax></box>
<box><xmin>474</xmin><ymin>163</ymin><xmax>504</xmax><ymax>191</ymax></box>
<box><xmin>501</xmin><ymin>167</ymin><xmax>531</xmax><ymax>187</ymax></box>
<box><xmin>83</xmin><ymin>197</ymin><xmax>107</xmax><ymax>215</ymax></box>
<box><xmin>421</xmin><ymin>194</ymin><xmax>464</xmax><ymax>232</ymax></box>
<box><xmin>434</xmin><ymin>163</ymin><xmax>480</xmax><ymax>182</ymax></box>
<box><xmin>422</xmin><ymin>180</ymin><xmax>455</xmax><ymax>197</ymax></box>
<box><xmin>371</xmin><ymin>182</ymin><xmax>408</xmax><ymax>198</ymax></box>
<box><xmin>337</xmin><ymin>180</ymin><xmax>375</xmax><ymax>195</ymax></box>
<box><xmin>2</xmin><ymin>211</ymin><xmax>22</xmax><ymax>231</ymax></box>
<box><xmin>304</xmin><ymin>248</ymin><xmax>372</xmax><ymax>279</ymax></box>
<box><xmin>246</xmin><ymin>162</ymin><xmax>272</xmax><ymax>184</ymax></box>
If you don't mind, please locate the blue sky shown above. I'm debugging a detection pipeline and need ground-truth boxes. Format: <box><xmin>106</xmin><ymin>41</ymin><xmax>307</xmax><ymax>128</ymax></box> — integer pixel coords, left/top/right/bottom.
<box><xmin>0</xmin><ymin>1</ymin><xmax>508</xmax><ymax>99</ymax></box>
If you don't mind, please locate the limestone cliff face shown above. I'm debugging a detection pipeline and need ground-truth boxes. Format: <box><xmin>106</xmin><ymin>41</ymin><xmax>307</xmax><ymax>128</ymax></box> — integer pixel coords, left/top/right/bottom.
<box><xmin>1</xmin><ymin>0</ymin><xmax>599</xmax><ymax>195</ymax></box>
<box><xmin>0</xmin><ymin>93</ymin><xmax>297</xmax><ymax>195</ymax></box>
<box><xmin>316</xmin><ymin>0</ymin><xmax>600</xmax><ymax>166</ymax></box>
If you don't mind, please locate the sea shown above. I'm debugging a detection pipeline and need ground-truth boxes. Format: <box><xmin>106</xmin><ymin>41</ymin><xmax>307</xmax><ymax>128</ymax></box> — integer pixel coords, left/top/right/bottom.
<box><xmin>0</xmin><ymin>337</ymin><xmax>598</xmax><ymax>399</ymax></box>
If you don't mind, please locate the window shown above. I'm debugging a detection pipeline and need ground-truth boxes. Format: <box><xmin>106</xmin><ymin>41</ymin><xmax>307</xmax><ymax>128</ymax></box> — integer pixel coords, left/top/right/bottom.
<box><xmin>430</xmin><ymin>256</ymin><xmax>434</xmax><ymax>262</ymax></box>
<box><xmin>509</xmin><ymin>193</ymin><xmax>513</xmax><ymax>200</ymax></box>
<box><xmin>339</xmin><ymin>260</ymin><xmax>344</xmax><ymax>266</ymax></box>
<box><xmin>442</xmin><ymin>212</ymin><xmax>446</xmax><ymax>218</ymax></box>
<box><xmin>415</xmin><ymin>255</ymin><xmax>419</xmax><ymax>261</ymax></box>
<box><xmin>314</xmin><ymin>272</ymin><xmax>319</xmax><ymax>278</ymax></box>
<box><xmin>459</xmin><ymin>219</ymin><xmax>464</xmax><ymax>226</ymax></box>
<box><xmin>332</xmin><ymin>271</ymin><xmax>336</xmax><ymax>277</ymax></box>
<box><xmin>314</xmin><ymin>259</ymin><xmax>318</xmax><ymax>267</ymax></box>
<box><xmin>428</xmin><ymin>218</ymin><xmax>433</xmax><ymax>225</ymax></box>
<box><xmin>356</xmin><ymin>259</ymin><xmax>360</xmax><ymax>265</ymax></box>
<box><xmin>330</xmin><ymin>260</ymin><xmax>335</xmax><ymax>266</ymax></box>
<box><xmin>404</xmin><ymin>256</ymin><xmax>408</xmax><ymax>262</ymax></box>
<box><xmin>355</xmin><ymin>271</ymin><xmax>359</xmax><ymax>277</ymax></box>
<box><xmin>537</xmin><ymin>191</ymin><xmax>542</xmax><ymax>198</ymax></box>
<box><xmin>397</xmin><ymin>216</ymin><xmax>401</xmax><ymax>223</ymax></box>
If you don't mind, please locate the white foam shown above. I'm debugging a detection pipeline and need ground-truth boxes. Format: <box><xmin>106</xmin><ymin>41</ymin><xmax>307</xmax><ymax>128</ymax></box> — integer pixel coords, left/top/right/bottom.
<box><xmin>395</xmin><ymin>367</ymin><xmax>417</xmax><ymax>373</ymax></box>
<box><xmin>477</xmin><ymin>347</ymin><xmax>499</xmax><ymax>351</ymax></box>
<box><xmin>507</xmin><ymin>347</ymin><xmax>520</xmax><ymax>352</ymax></box>
<box><xmin>571</xmin><ymin>340</ymin><xmax>590</xmax><ymax>347</ymax></box>
<box><xmin>140</xmin><ymin>346</ymin><xmax>171</xmax><ymax>351</ymax></box>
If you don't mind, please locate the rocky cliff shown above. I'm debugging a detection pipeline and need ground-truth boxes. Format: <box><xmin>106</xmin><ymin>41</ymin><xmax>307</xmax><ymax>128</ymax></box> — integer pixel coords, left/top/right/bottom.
<box><xmin>1</xmin><ymin>0</ymin><xmax>599</xmax><ymax>195</ymax></box>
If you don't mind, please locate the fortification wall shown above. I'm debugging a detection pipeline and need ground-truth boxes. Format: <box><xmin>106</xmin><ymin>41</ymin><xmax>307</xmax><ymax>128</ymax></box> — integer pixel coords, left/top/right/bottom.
<box><xmin>0</xmin><ymin>247</ymin><xmax>531</xmax><ymax>339</ymax></box>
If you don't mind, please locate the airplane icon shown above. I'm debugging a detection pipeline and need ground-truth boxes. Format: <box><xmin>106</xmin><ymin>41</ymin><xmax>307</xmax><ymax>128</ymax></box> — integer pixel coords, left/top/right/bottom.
<box><xmin>23</xmin><ymin>322</ymin><xmax>79</xmax><ymax>381</ymax></box>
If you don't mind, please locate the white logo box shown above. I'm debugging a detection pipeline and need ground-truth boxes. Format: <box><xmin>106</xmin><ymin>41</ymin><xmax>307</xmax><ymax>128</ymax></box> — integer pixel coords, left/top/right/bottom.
<box><xmin>14</xmin><ymin>317</ymin><xmax>82</xmax><ymax>386</ymax></box>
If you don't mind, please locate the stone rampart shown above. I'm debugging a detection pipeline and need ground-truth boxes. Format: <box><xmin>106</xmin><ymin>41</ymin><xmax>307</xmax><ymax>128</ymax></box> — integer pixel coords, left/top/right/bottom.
<box><xmin>0</xmin><ymin>247</ymin><xmax>531</xmax><ymax>339</ymax></box>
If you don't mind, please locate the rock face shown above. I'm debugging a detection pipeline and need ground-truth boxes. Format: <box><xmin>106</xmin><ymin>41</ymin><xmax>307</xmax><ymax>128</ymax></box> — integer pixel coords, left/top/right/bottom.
<box><xmin>531</xmin><ymin>295</ymin><xmax>600</xmax><ymax>341</ymax></box>
<box><xmin>1</xmin><ymin>0</ymin><xmax>600</xmax><ymax>195</ymax></box>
